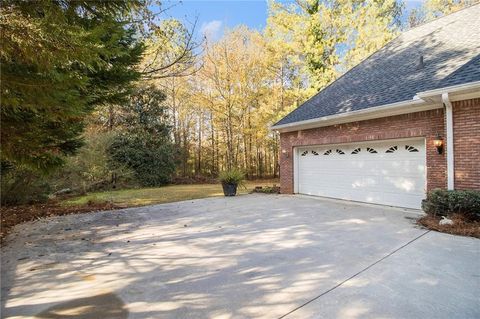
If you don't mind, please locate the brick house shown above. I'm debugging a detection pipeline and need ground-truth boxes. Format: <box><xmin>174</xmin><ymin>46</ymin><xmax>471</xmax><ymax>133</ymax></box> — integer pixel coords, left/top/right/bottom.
<box><xmin>271</xmin><ymin>5</ymin><xmax>480</xmax><ymax>209</ymax></box>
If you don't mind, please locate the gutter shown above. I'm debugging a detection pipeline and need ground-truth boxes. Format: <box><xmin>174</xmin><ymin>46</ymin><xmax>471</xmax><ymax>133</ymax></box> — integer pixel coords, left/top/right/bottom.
<box><xmin>271</xmin><ymin>98</ymin><xmax>437</xmax><ymax>133</ymax></box>
<box><xmin>416</xmin><ymin>81</ymin><xmax>480</xmax><ymax>101</ymax></box>
<box><xmin>442</xmin><ymin>93</ymin><xmax>455</xmax><ymax>190</ymax></box>
<box><xmin>415</xmin><ymin>81</ymin><xmax>480</xmax><ymax>191</ymax></box>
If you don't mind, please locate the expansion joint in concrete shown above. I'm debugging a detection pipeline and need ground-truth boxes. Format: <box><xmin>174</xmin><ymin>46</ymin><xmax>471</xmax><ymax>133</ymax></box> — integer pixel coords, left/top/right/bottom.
<box><xmin>277</xmin><ymin>230</ymin><xmax>431</xmax><ymax>319</ymax></box>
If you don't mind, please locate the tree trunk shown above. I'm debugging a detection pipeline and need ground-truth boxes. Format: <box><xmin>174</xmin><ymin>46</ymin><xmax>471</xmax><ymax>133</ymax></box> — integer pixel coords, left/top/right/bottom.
<box><xmin>197</xmin><ymin>112</ymin><xmax>202</xmax><ymax>175</ymax></box>
<box><xmin>108</xmin><ymin>105</ymin><xmax>115</xmax><ymax>130</ymax></box>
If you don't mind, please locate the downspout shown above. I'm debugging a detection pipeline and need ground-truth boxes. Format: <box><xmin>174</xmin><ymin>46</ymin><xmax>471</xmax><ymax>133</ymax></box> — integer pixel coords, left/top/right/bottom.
<box><xmin>442</xmin><ymin>93</ymin><xmax>454</xmax><ymax>190</ymax></box>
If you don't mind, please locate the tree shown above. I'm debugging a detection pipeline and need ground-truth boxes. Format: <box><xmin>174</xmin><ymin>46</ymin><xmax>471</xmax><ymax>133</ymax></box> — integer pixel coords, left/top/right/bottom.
<box><xmin>407</xmin><ymin>0</ymin><xmax>478</xmax><ymax>28</ymax></box>
<box><xmin>1</xmin><ymin>0</ymin><xmax>144</xmax><ymax>172</ymax></box>
<box><xmin>131</xmin><ymin>1</ymin><xmax>406</xmax><ymax>182</ymax></box>
<box><xmin>107</xmin><ymin>85</ymin><xmax>176</xmax><ymax>186</ymax></box>
<box><xmin>342</xmin><ymin>0</ymin><xmax>403</xmax><ymax>69</ymax></box>
<box><xmin>179</xmin><ymin>27</ymin><xmax>292</xmax><ymax>178</ymax></box>
<box><xmin>48</xmin><ymin>128</ymin><xmax>134</xmax><ymax>194</ymax></box>
<box><xmin>408</xmin><ymin>8</ymin><xmax>424</xmax><ymax>28</ymax></box>
<box><xmin>141</xmin><ymin>18</ymin><xmax>201</xmax><ymax>80</ymax></box>
<box><xmin>266</xmin><ymin>0</ymin><xmax>402</xmax><ymax>89</ymax></box>
<box><xmin>424</xmin><ymin>0</ymin><xmax>478</xmax><ymax>18</ymax></box>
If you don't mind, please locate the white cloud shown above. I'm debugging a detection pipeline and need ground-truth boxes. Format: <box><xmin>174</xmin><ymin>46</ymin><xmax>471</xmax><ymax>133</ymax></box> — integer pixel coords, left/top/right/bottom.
<box><xmin>200</xmin><ymin>20</ymin><xmax>223</xmax><ymax>41</ymax></box>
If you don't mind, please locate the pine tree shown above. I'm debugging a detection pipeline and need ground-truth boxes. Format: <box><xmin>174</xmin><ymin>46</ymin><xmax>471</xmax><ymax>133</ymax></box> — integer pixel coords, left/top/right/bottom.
<box><xmin>1</xmin><ymin>1</ymin><xmax>144</xmax><ymax>171</ymax></box>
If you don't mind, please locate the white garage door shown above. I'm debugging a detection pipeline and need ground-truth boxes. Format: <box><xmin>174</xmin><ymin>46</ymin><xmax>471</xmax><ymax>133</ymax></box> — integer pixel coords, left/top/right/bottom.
<box><xmin>296</xmin><ymin>139</ymin><xmax>426</xmax><ymax>209</ymax></box>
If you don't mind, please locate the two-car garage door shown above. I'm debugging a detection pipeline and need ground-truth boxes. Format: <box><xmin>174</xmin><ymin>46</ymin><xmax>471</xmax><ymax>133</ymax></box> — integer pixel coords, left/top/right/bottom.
<box><xmin>296</xmin><ymin>139</ymin><xmax>426</xmax><ymax>209</ymax></box>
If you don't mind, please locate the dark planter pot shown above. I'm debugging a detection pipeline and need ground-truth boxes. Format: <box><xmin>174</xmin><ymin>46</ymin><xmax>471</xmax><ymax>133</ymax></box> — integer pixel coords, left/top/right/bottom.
<box><xmin>222</xmin><ymin>183</ymin><xmax>238</xmax><ymax>196</ymax></box>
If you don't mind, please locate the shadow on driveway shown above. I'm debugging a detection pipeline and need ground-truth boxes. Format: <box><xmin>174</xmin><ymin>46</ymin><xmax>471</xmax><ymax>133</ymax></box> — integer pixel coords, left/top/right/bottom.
<box><xmin>1</xmin><ymin>194</ymin><xmax>478</xmax><ymax>318</ymax></box>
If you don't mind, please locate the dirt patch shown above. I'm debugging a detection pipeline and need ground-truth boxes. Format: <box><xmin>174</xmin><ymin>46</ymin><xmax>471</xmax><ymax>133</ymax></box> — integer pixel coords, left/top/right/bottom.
<box><xmin>0</xmin><ymin>201</ymin><xmax>126</xmax><ymax>243</ymax></box>
<box><xmin>417</xmin><ymin>214</ymin><xmax>480</xmax><ymax>238</ymax></box>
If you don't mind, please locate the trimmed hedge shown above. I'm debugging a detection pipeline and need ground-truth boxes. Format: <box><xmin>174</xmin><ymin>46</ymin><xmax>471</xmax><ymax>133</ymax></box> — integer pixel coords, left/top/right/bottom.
<box><xmin>422</xmin><ymin>189</ymin><xmax>480</xmax><ymax>221</ymax></box>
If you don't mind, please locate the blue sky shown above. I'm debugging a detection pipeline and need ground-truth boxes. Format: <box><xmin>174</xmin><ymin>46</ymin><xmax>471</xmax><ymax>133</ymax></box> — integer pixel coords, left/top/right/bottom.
<box><xmin>160</xmin><ymin>0</ymin><xmax>425</xmax><ymax>41</ymax></box>
<box><xmin>161</xmin><ymin>0</ymin><xmax>269</xmax><ymax>41</ymax></box>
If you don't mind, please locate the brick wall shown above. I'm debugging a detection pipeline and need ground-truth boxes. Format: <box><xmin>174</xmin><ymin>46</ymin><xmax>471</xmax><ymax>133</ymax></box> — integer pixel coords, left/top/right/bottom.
<box><xmin>279</xmin><ymin>109</ymin><xmax>447</xmax><ymax>194</ymax></box>
<box><xmin>453</xmin><ymin>98</ymin><xmax>480</xmax><ymax>190</ymax></box>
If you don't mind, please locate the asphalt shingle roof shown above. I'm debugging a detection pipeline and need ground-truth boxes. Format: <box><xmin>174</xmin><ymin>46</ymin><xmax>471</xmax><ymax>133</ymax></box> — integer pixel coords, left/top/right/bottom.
<box><xmin>275</xmin><ymin>4</ymin><xmax>480</xmax><ymax>126</ymax></box>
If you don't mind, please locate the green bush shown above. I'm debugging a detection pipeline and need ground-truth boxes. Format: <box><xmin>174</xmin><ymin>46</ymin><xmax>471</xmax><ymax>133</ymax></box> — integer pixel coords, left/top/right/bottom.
<box><xmin>253</xmin><ymin>185</ymin><xmax>281</xmax><ymax>194</ymax></box>
<box><xmin>422</xmin><ymin>189</ymin><xmax>480</xmax><ymax>221</ymax></box>
<box><xmin>219</xmin><ymin>169</ymin><xmax>245</xmax><ymax>185</ymax></box>
<box><xmin>49</xmin><ymin>130</ymin><xmax>135</xmax><ymax>193</ymax></box>
<box><xmin>107</xmin><ymin>133</ymin><xmax>176</xmax><ymax>187</ymax></box>
<box><xmin>1</xmin><ymin>163</ymin><xmax>50</xmax><ymax>205</ymax></box>
<box><xmin>106</xmin><ymin>84</ymin><xmax>176</xmax><ymax>187</ymax></box>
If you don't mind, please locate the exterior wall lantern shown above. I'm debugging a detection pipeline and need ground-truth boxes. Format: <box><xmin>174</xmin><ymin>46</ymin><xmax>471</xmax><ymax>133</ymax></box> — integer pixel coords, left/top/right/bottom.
<box><xmin>282</xmin><ymin>149</ymin><xmax>289</xmax><ymax>158</ymax></box>
<box><xmin>433</xmin><ymin>134</ymin><xmax>444</xmax><ymax>154</ymax></box>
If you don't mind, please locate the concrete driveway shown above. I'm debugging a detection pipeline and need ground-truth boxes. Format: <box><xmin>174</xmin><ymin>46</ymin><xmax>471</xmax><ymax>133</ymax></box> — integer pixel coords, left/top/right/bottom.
<box><xmin>1</xmin><ymin>194</ymin><xmax>479</xmax><ymax>319</ymax></box>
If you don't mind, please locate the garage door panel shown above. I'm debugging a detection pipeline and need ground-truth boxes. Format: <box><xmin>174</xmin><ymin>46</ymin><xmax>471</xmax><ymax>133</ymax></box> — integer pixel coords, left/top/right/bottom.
<box><xmin>304</xmin><ymin>187</ymin><xmax>382</xmax><ymax>204</ymax></box>
<box><xmin>301</xmin><ymin>185</ymin><xmax>424</xmax><ymax>208</ymax></box>
<box><xmin>299</xmin><ymin>180</ymin><xmax>425</xmax><ymax>197</ymax></box>
<box><xmin>301</xmin><ymin>169</ymin><xmax>424</xmax><ymax>182</ymax></box>
<box><xmin>297</xmin><ymin>139</ymin><xmax>426</xmax><ymax>209</ymax></box>
<box><xmin>301</xmin><ymin>159</ymin><xmax>424</xmax><ymax>171</ymax></box>
<box><xmin>301</xmin><ymin>180</ymin><xmax>424</xmax><ymax>195</ymax></box>
<box><xmin>300</xmin><ymin>168</ymin><xmax>425</xmax><ymax>179</ymax></box>
<box><xmin>299</xmin><ymin>170</ymin><xmax>425</xmax><ymax>184</ymax></box>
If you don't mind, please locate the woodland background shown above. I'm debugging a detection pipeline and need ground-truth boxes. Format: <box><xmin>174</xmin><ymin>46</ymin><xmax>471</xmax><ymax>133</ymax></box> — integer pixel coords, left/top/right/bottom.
<box><xmin>1</xmin><ymin>0</ymin><xmax>476</xmax><ymax>205</ymax></box>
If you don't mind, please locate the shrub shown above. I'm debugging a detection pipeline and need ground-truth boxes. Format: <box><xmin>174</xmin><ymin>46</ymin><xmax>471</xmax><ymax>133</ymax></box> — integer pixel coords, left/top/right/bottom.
<box><xmin>107</xmin><ymin>84</ymin><xmax>176</xmax><ymax>187</ymax></box>
<box><xmin>49</xmin><ymin>129</ymin><xmax>135</xmax><ymax>193</ymax></box>
<box><xmin>252</xmin><ymin>185</ymin><xmax>281</xmax><ymax>194</ymax></box>
<box><xmin>422</xmin><ymin>189</ymin><xmax>480</xmax><ymax>221</ymax></box>
<box><xmin>107</xmin><ymin>133</ymin><xmax>176</xmax><ymax>187</ymax></box>
<box><xmin>1</xmin><ymin>163</ymin><xmax>50</xmax><ymax>205</ymax></box>
<box><xmin>219</xmin><ymin>169</ymin><xmax>245</xmax><ymax>185</ymax></box>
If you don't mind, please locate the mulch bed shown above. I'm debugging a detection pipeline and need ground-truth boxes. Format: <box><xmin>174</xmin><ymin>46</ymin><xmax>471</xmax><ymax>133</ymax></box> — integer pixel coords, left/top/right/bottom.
<box><xmin>417</xmin><ymin>214</ymin><xmax>480</xmax><ymax>238</ymax></box>
<box><xmin>0</xmin><ymin>201</ymin><xmax>127</xmax><ymax>243</ymax></box>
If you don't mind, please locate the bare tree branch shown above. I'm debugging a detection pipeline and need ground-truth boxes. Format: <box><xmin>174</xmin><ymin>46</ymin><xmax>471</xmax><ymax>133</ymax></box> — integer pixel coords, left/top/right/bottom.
<box><xmin>140</xmin><ymin>17</ymin><xmax>203</xmax><ymax>80</ymax></box>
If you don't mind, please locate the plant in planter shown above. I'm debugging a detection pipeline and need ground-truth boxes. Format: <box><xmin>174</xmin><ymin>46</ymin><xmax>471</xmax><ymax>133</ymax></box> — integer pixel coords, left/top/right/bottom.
<box><xmin>219</xmin><ymin>169</ymin><xmax>245</xmax><ymax>196</ymax></box>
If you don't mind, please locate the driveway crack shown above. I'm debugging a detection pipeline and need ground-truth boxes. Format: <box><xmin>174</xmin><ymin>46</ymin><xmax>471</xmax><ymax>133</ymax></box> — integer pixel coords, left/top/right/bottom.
<box><xmin>277</xmin><ymin>230</ymin><xmax>431</xmax><ymax>319</ymax></box>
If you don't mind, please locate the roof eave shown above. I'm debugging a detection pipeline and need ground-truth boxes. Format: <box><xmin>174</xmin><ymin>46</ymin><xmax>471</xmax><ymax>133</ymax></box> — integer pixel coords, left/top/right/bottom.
<box><xmin>416</xmin><ymin>81</ymin><xmax>480</xmax><ymax>103</ymax></box>
<box><xmin>271</xmin><ymin>99</ymin><xmax>437</xmax><ymax>133</ymax></box>
<box><xmin>271</xmin><ymin>81</ymin><xmax>480</xmax><ymax>133</ymax></box>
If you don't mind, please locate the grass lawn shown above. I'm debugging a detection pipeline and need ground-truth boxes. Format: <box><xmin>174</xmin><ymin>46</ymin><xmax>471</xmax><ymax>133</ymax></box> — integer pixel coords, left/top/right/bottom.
<box><xmin>62</xmin><ymin>180</ymin><xmax>279</xmax><ymax>207</ymax></box>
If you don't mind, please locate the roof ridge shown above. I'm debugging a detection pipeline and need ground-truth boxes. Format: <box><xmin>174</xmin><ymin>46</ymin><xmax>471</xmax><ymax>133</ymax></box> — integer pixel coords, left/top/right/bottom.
<box><xmin>404</xmin><ymin>2</ymin><xmax>480</xmax><ymax>32</ymax></box>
